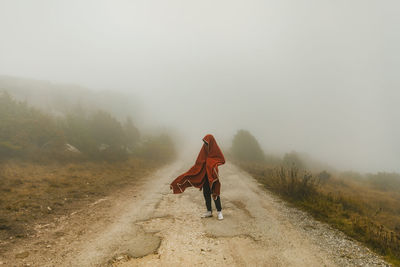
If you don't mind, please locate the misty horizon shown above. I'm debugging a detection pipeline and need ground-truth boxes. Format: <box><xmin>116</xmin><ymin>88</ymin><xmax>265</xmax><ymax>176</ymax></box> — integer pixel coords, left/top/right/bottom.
<box><xmin>1</xmin><ymin>1</ymin><xmax>399</xmax><ymax>173</ymax></box>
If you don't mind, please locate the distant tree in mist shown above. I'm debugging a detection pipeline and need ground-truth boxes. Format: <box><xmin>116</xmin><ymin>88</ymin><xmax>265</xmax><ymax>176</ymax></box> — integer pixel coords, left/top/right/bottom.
<box><xmin>283</xmin><ymin>151</ymin><xmax>305</xmax><ymax>169</ymax></box>
<box><xmin>63</xmin><ymin>110</ymin><xmax>95</xmax><ymax>155</ymax></box>
<box><xmin>0</xmin><ymin>91</ymin><xmax>176</xmax><ymax>163</ymax></box>
<box><xmin>136</xmin><ymin>133</ymin><xmax>176</xmax><ymax>162</ymax></box>
<box><xmin>89</xmin><ymin>110</ymin><xmax>125</xmax><ymax>148</ymax></box>
<box><xmin>63</xmin><ymin>110</ymin><xmax>134</xmax><ymax>160</ymax></box>
<box><xmin>124</xmin><ymin>116</ymin><xmax>140</xmax><ymax>151</ymax></box>
<box><xmin>317</xmin><ymin>170</ymin><xmax>331</xmax><ymax>183</ymax></box>
<box><xmin>231</xmin><ymin>129</ymin><xmax>265</xmax><ymax>162</ymax></box>
<box><xmin>0</xmin><ymin>91</ymin><xmax>65</xmax><ymax>159</ymax></box>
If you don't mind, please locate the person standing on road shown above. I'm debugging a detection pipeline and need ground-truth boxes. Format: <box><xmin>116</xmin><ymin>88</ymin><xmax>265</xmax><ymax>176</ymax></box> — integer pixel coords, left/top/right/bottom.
<box><xmin>170</xmin><ymin>134</ymin><xmax>226</xmax><ymax>220</ymax></box>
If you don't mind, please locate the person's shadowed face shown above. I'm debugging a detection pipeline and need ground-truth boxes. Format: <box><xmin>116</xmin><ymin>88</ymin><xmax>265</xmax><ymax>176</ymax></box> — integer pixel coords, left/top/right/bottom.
<box><xmin>203</xmin><ymin>140</ymin><xmax>209</xmax><ymax>155</ymax></box>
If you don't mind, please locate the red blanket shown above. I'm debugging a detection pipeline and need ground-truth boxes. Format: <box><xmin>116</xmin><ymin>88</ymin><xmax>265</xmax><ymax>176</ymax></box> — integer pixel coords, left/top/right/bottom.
<box><xmin>170</xmin><ymin>134</ymin><xmax>225</xmax><ymax>200</ymax></box>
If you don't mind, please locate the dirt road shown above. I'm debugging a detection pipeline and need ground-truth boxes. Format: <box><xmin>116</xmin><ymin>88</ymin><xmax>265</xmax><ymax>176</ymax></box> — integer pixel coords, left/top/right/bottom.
<box><xmin>1</xmin><ymin>161</ymin><xmax>389</xmax><ymax>266</ymax></box>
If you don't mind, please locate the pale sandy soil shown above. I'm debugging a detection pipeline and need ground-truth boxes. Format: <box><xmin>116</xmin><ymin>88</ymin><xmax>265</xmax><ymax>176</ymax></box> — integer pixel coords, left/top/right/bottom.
<box><xmin>0</xmin><ymin>161</ymin><xmax>389</xmax><ymax>267</ymax></box>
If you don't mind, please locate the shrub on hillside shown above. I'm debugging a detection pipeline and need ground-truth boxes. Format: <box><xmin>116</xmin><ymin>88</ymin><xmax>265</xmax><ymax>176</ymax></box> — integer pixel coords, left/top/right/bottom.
<box><xmin>57</xmin><ymin>109</ymin><xmax>140</xmax><ymax>161</ymax></box>
<box><xmin>273</xmin><ymin>166</ymin><xmax>320</xmax><ymax>199</ymax></box>
<box><xmin>135</xmin><ymin>133</ymin><xmax>176</xmax><ymax>163</ymax></box>
<box><xmin>367</xmin><ymin>172</ymin><xmax>400</xmax><ymax>192</ymax></box>
<box><xmin>0</xmin><ymin>91</ymin><xmax>176</xmax><ymax>163</ymax></box>
<box><xmin>124</xmin><ymin>116</ymin><xmax>140</xmax><ymax>152</ymax></box>
<box><xmin>317</xmin><ymin>170</ymin><xmax>331</xmax><ymax>183</ymax></box>
<box><xmin>283</xmin><ymin>151</ymin><xmax>305</xmax><ymax>170</ymax></box>
<box><xmin>0</xmin><ymin>92</ymin><xmax>65</xmax><ymax>160</ymax></box>
<box><xmin>238</xmin><ymin>161</ymin><xmax>400</xmax><ymax>263</ymax></box>
<box><xmin>231</xmin><ymin>129</ymin><xmax>265</xmax><ymax>162</ymax></box>
<box><xmin>242</xmin><ymin>162</ymin><xmax>320</xmax><ymax>200</ymax></box>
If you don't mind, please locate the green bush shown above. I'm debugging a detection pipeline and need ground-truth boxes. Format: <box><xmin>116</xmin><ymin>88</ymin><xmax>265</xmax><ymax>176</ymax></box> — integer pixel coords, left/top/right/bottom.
<box><xmin>0</xmin><ymin>91</ymin><xmax>175</xmax><ymax>163</ymax></box>
<box><xmin>0</xmin><ymin>92</ymin><xmax>65</xmax><ymax>160</ymax></box>
<box><xmin>231</xmin><ymin>129</ymin><xmax>265</xmax><ymax>162</ymax></box>
<box><xmin>61</xmin><ymin>110</ymin><xmax>141</xmax><ymax>161</ymax></box>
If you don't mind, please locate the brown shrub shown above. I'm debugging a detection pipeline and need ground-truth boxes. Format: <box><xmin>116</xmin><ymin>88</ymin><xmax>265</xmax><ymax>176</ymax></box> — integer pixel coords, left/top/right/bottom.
<box><xmin>236</xmin><ymin>160</ymin><xmax>400</xmax><ymax>263</ymax></box>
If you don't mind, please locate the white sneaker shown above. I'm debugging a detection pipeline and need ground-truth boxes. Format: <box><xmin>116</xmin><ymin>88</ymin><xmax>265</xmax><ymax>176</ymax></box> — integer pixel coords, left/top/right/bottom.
<box><xmin>201</xmin><ymin>211</ymin><xmax>212</xmax><ymax>218</ymax></box>
<box><xmin>217</xmin><ymin>211</ymin><xmax>223</xmax><ymax>220</ymax></box>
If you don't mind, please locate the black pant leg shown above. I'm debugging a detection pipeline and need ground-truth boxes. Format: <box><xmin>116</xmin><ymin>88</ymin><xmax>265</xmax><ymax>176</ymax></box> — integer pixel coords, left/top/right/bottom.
<box><xmin>211</xmin><ymin>183</ymin><xmax>222</xmax><ymax>211</ymax></box>
<box><xmin>202</xmin><ymin>178</ymin><xmax>212</xmax><ymax>212</ymax></box>
<box><xmin>214</xmin><ymin>196</ymin><xmax>222</xmax><ymax>211</ymax></box>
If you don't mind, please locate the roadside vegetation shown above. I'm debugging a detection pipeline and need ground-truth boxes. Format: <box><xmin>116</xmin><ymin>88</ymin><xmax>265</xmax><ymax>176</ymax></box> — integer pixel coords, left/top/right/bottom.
<box><xmin>0</xmin><ymin>91</ymin><xmax>176</xmax><ymax>245</ymax></box>
<box><xmin>230</xmin><ymin>129</ymin><xmax>400</xmax><ymax>265</ymax></box>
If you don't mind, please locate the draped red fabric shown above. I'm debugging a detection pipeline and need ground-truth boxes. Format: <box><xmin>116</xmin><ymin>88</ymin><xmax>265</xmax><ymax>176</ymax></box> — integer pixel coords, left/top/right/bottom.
<box><xmin>170</xmin><ymin>134</ymin><xmax>225</xmax><ymax>200</ymax></box>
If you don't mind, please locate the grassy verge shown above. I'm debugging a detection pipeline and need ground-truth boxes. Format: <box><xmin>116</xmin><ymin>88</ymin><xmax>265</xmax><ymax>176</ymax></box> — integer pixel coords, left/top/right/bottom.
<box><xmin>235</xmin><ymin>161</ymin><xmax>400</xmax><ymax>266</ymax></box>
<box><xmin>0</xmin><ymin>158</ymin><xmax>164</xmax><ymax>242</ymax></box>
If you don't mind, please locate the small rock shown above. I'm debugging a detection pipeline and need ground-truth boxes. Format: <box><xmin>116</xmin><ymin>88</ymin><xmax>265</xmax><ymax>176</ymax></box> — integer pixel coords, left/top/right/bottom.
<box><xmin>15</xmin><ymin>251</ymin><xmax>29</xmax><ymax>259</ymax></box>
<box><xmin>46</xmin><ymin>245</ymin><xmax>51</xmax><ymax>248</ymax></box>
<box><xmin>47</xmin><ymin>207</ymin><xmax>52</xmax><ymax>211</ymax></box>
<box><xmin>116</xmin><ymin>256</ymin><xmax>124</xmax><ymax>261</ymax></box>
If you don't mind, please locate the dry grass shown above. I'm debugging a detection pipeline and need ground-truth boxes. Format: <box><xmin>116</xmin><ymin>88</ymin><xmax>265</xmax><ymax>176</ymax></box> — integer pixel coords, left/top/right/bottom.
<box><xmin>0</xmin><ymin>158</ymin><xmax>161</xmax><ymax>242</ymax></box>
<box><xmin>236</xmin><ymin>161</ymin><xmax>400</xmax><ymax>266</ymax></box>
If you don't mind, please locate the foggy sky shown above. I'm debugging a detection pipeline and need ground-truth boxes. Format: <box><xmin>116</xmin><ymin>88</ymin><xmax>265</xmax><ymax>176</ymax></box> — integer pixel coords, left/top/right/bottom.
<box><xmin>1</xmin><ymin>1</ymin><xmax>399</xmax><ymax>172</ymax></box>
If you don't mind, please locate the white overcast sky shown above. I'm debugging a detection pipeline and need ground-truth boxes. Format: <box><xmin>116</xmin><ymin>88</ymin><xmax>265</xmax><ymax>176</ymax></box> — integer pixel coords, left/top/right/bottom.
<box><xmin>0</xmin><ymin>0</ymin><xmax>399</xmax><ymax>172</ymax></box>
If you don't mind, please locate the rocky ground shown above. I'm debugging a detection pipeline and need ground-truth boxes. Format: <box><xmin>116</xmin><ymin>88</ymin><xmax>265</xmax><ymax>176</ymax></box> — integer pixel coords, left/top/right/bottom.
<box><xmin>0</xmin><ymin>161</ymin><xmax>390</xmax><ymax>266</ymax></box>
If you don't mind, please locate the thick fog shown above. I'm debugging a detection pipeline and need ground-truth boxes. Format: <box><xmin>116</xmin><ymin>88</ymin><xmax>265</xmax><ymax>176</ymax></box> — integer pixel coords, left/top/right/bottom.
<box><xmin>1</xmin><ymin>1</ymin><xmax>399</xmax><ymax>172</ymax></box>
